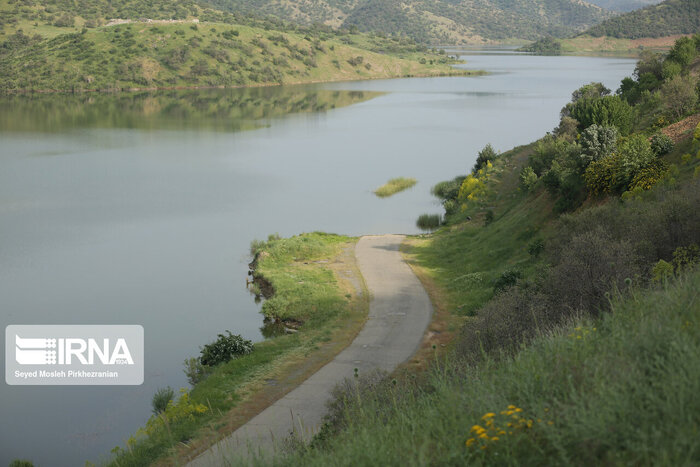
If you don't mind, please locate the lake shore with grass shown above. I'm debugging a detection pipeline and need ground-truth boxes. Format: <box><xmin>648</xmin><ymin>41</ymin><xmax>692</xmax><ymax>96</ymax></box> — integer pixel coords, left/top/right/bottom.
<box><xmin>107</xmin><ymin>232</ymin><xmax>369</xmax><ymax>466</ymax></box>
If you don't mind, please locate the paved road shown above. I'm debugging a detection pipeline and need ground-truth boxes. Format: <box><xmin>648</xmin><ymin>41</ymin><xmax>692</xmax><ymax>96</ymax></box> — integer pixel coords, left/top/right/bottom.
<box><xmin>187</xmin><ymin>234</ymin><xmax>432</xmax><ymax>466</ymax></box>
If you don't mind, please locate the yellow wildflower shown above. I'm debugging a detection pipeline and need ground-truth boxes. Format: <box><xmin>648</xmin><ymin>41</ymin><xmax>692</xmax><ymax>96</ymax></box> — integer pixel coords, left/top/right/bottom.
<box><xmin>466</xmin><ymin>438</ymin><xmax>476</xmax><ymax>447</ymax></box>
<box><xmin>482</xmin><ymin>412</ymin><xmax>496</xmax><ymax>420</ymax></box>
<box><xmin>491</xmin><ymin>437</ymin><xmax>499</xmax><ymax>441</ymax></box>
<box><xmin>479</xmin><ymin>433</ymin><xmax>489</xmax><ymax>439</ymax></box>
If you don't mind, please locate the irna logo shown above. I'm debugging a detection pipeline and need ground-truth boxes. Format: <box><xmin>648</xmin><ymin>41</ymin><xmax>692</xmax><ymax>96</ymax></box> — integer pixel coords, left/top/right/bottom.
<box><xmin>15</xmin><ymin>335</ymin><xmax>134</xmax><ymax>365</ymax></box>
<box><xmin>6</xmin><ymin>325</ymin><xmax>144</xmax><ymax>385</ymax></box>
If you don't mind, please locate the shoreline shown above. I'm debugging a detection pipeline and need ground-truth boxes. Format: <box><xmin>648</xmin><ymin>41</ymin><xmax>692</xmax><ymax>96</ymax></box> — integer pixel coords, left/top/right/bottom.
<box><xmin>0</xmin><ymin>69</ymin><xmax>482</xmax><ymax>96</ymax></box>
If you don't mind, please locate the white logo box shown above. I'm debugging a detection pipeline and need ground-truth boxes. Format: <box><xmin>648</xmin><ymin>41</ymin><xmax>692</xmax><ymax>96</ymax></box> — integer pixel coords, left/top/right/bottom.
<box><xmin>6</xmin><ymin>325</ymin><xmax>144</xmax><ymax>385</ymax></box>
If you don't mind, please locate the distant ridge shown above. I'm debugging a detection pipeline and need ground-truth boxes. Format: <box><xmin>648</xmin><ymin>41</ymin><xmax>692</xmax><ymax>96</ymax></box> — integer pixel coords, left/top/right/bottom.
<box><xmin>585</xmin><ymin>0</ymin><xmax>700</xmax><ymax>38</ymax></box>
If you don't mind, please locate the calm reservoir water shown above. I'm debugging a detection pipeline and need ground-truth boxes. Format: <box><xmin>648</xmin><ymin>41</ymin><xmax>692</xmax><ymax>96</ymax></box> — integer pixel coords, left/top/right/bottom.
<box><xmin>0</xmin><ymin>51</ymin><xmax>635</xmax><ymax>465</ymax></box>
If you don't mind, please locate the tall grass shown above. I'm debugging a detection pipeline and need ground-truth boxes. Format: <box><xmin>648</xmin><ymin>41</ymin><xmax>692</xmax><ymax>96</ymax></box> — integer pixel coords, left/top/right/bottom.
<box><xmin>374</xmin><ymin>177</ymin><xmax>417</xmax><ymax>198</ymax></box>
<box><xmin>271</xmin><ymin>270</ymin><xmax>700</xmax><ymax>466</ymax></box>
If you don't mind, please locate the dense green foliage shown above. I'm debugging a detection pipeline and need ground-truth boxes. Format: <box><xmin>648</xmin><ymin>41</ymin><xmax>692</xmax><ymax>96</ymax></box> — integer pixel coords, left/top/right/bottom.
<box><xmin>518</xmin><ymin>37</ymin><xmax>562</xmax><ymax>55</ymax></box>
<box><xmin>585</xmin><ymin>0</ymin><xmax>700</xmax><ymax>39</ymax></box>
<box><xmin>199</xmin><ymin>331</ymin><xmax>254</xmax><ymax>366</ymax></box>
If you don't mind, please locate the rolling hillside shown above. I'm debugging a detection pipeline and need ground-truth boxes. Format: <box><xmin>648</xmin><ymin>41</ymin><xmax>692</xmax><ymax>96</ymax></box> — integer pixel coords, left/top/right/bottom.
<box><xmin>585</xmin><ymin>0</ymin><xmax>700</xmax><ymax>38</ymax></box>
<box><xmin>0</xmin><ymin>21</ymin><xmax>463</xmax><ymax>92</ymax></box>
<box><xmin>184</xmin><ymin>0</ymin><xmax>611</xmax><ymax>44</ymax></box>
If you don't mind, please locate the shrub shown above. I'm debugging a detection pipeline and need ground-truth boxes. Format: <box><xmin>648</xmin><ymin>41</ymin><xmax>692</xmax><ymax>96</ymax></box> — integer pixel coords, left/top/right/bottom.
<box><xmin>672</xmin><ymin>244</ymin><xmax>699</xmax><ymax>273</ymax></box>
<box><xmin>9</xmin><ymin>461</ymin><xmax>34</xmax><ymax>467</ymax></box>
<box><xmin>493</xmin><ymin>269</ymin><xmax>522</xmax><ymax>294</ymax></box>
<box><xmin>432</xmin><ymin>176</ymin><xmax>466</xmax><ymax>201</ymax></box>
<box><xmin>416</xmin><ymin>213</ymin><xmax>441</xmax><ymax>231</ymax></box>
<box><xmin>528</xmin><ymin>238</ymin><xmax>545</xmax><ymax>257</ymax></box>
<box><xmin>553</xmin><ymin>173</ymin><xmax>586</xmax><ymax>214</ymax></box>
<box><xmin>199</xmin><ymin>331</ymin><xmax>254</xmax><ymax>367</ymax></box>
<box><xmin>615</xmin><ymin>134</ymin><xmax>656</xmax><ymax>189</ymax></box>
<box><xmin>650</xmin><ymin>133</ymin><xmax>674</xmax><ymax>156</ymax></box>
<box><xmin>651</xmin><ymin>259</ymin><xmax>674</xmax><ymax>283</ymax></box>
<box><xmin>151</xmin><ymin>387</ymin><xmax>175</xmax><ymax>415</ymax></box>
<box><xmin>520</xmin><ymin>166</ymin><xmax>538</xmax><ymax>192</ymax></box>
<box><xmin>660</xmin><ymin>75</ymin><xmax>698</xmax><ymax>120</ymax></box>
<box><xmin>629</xmin><ymin>159</ymin><xmax>669</xmax><ymax>191</ymax></box>
<box><xmin>580</xmin><ymin>124</ymin><xmax>619</xmax><ymax>166</ymax></box>
<box><xmin>183</xmin><ymin>357</ymin><xmax>210</xmax><ymax>385</ymax></box>
<box><xmin>546</xmin><ymin>229</ymin><xmax>640</xmax><ymax>315</ymax></box>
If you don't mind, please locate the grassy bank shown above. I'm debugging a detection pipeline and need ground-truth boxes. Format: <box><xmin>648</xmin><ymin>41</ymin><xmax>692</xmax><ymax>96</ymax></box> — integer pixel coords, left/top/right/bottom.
<box><xmin>271</xmin><ymin>269</ymin><xmax>700</xmax><ymax>466</ymax></box>
<box><xmin>107</xmin><ymin>232</ymin><xmax>368</xmax><ymax>466</ymax></box>
<box><xmin>254</xmin><ymin>35</ymin><xmax>700</xmax><ymax>466</ymax></box>
<box><xmin>0</xmin><ymin>22</ymin><xmax>472</xmax><ymax>93</ymax></box>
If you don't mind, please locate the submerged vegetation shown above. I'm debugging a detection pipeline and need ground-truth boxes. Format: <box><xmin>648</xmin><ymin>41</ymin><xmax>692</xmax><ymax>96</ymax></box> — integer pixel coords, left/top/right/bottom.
<box><xmin>373</xmin><ymin>177</ymin><xmax>417</xmax><ymax>198</ymax></box>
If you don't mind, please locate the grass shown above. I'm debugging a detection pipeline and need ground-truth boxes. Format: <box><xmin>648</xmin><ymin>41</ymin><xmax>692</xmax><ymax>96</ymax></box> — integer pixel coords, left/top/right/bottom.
<box><xmin>271</xmin><ymin>269</ymin><xmax>700</xmax><ymax>466</ymax></box>
<box><xmin>408</xmin><ymin>144</ymin><xmax>552</xmax><ymax>316</ymax></box>
<box><xmin>107</xmin><ymin>232</ymin><xmax>369</xmax><ymax>466</ymax></box>
<box><xmin>373</xmin><ymin>177</ymin><xmax>417</xmax><ymax>198</ymax></box>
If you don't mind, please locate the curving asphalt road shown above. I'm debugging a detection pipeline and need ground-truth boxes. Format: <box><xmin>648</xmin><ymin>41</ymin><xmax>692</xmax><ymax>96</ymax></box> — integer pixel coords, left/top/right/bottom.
<box><xmin>187</xmin><ymin>234</ymin><xmax>432</xmax><ymax>466</ymax></box>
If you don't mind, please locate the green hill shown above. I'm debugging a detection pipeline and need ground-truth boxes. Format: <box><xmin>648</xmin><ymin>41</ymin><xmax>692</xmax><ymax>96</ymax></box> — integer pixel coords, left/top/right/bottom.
<box><xmin>0</xmin><ymin>0</ymin><xmax>611</xmax><ymax>45</ymax></box>
<box><xmin>0</xmin><ymin>21</ymin><xmax>465</xmax><ymax>92</ymax></box>
<box><xmin>205</xmin><ymin>0</ymin><xmax>611</xmax><ymax>44</ymax></box>
<box><xmin>585</xmin><ymin>0</ymin><xmax>700</xmax><ymax>38</ymax></box>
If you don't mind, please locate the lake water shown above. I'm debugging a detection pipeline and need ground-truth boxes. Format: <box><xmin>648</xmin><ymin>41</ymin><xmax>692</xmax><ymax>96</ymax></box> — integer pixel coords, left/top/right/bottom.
<box><xmin>0</xmin><ymin>51</ymin><xmax>635</xmax><ymax>465</ymax></box>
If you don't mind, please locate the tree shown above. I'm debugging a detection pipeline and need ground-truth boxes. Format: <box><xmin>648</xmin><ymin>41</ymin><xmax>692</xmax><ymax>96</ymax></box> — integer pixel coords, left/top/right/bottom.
<box><xmin>472</xmin><ymin>143</ymin><xmax>497</xmax><ymax>174</ymax></box>
<box><xmin>660</xmin><ymin>74</ymin><xmax>698</xmax><ymax>120</ymax></box>
<box><xmin>569</xmin><ymin>95</ymin><xmax>634</xmax><ymax>135</ymax></box>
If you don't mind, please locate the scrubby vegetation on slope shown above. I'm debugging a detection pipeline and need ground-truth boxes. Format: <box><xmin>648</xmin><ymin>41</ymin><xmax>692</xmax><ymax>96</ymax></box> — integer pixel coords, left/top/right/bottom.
<box><xmin>259</xmin><ymin>33</ymin><xmax>700</xmax><ymax>467</ymax></box>
<box><xmin>104</xmin><ymin>0</ymin><xmax>608</xmax><ymax>45</ymax></box>
<box><xmin>585</xmin><ymin>0</ymin><xmax>700</xmax><ymax>39</ymax></box>
<box><xmin>0</xmin><ymin>22</ymin><xmax>462</xmax><ymax>92</ymax></box>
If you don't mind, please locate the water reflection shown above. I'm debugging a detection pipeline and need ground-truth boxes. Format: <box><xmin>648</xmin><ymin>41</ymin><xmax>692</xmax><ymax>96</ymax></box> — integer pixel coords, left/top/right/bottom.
<box><xmin>0</xmin><ymin>88</ymin><xmax>381</xmax><ymax>133</ymax></box>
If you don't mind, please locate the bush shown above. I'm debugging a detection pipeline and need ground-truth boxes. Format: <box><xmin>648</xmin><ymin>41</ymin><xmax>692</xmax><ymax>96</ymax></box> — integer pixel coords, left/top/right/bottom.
<box><xmin>199</xmin><ymin>331</ymin><xmax>254</xmax><ymax>366</ymax></box>
<box><xmin>528</xmin><ymin>238</ymin><xmax>544</xmax><ymax>257</ymax></box>
<box><xmin>493</xmin><ymin>269</ymin><xmax>522</xmax><ymax>294</ymax></box>
<box><xmin>580</xmin><ymin>124</ymin><xmax>619</xmax><ymax>166</ymax></box>
<box><xmin>519</xmin><ymin>166</ymin><xmax>538</xmax><ymax>192</ymax></box>
<box><xmin>152</xmin><ymin>387</ymin><xmax>175</xmax><ymax>415</ymax></box>
<box><xmin>416</xmin><ymin>213</ymin><xmax>441</xmax><ymax>231</ymax></box>
<box><xmin>183</xmin><ymin>357</ymin><xmax>210</xmax><ymax>385</ymax></box>
<box><xmin>660</xmin><ymin>75</ymin><xmax>698</xmax><ymax>120</ymax></box>
<box><xmin>629</xmin><ymin>159</ymin><xmax>669</xmax><ymax>191</ymax></box>
<box><xmin>650</xmin><ymin>133</ymin><xmax>674</xmax><ymax>156</ymax></box>
<box><xmin>431</xmin><ymin>176</ymin><xmax>465</xmax><ymax>201</ymax></box>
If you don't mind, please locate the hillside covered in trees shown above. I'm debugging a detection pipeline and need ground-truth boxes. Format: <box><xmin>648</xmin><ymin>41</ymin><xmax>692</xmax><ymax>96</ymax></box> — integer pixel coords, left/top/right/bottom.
<box><xmin>0</xmin><ymin>21</ymin><xmax>463</xmax><ymax>92</ymax></box>
<box><xmin>585</xmin><ymin>0</ymin><xmax>700</xmax><ymax>38</ymax></box>
<box><xmin>209</xmin><ymin>0</ymin><xmax>611</xmax><ymax>44</ymax></box>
